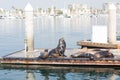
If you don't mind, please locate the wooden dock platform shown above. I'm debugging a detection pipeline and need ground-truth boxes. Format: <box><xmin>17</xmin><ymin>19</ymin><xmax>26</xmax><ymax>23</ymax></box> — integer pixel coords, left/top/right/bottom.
<box><xmin>1</xmin><ymin>48</ymin><xmax>120</xmax><ymax>66</ymax></box>
<box><xmin>77</xmin><ymin>41</ymin><xmax>118</xmax><ymax>49</ymax></box>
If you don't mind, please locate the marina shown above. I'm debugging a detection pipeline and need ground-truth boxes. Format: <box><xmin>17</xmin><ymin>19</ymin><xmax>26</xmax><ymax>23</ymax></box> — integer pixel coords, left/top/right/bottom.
<box><xmin>1</xmin><ymin>3</ymin><xmax>120</xmax><ymax>66</ymax></box>
<box><xmin>1</xmin><ymin>1</ymin><xmax>120</xmax><ymax>80</ymax></box>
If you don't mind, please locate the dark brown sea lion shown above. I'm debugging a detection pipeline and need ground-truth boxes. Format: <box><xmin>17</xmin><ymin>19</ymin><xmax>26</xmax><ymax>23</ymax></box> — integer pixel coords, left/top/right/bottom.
<box><xmin>94</xmin><ymin>50</ymin><xmax>114</xmax><ymax>58</ymax></box>
<box><xmin>71</xmin><ymin>53</ymin><xmax>94</xmax><ymax>60</ymax></box>
<box><xmin>48</xmin><ymin>37</ymin><xmax>66</xmax><ymax>58</ymax></box>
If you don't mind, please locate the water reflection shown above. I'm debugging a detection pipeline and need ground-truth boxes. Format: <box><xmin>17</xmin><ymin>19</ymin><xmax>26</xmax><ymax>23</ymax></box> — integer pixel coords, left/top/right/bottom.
<box><xmin>26</xmin><ymin>70</ymin><xmax>35</xmax><ymax>80</ymax></box>
<box><xmin>25</xmin><ymin>66</ymin><xmax>120</xmax><ymax>80</ymax></box>
<box><xmin>1</xmin><ymin>65</ymin><xmax>120</xmax><ymax>80</ymax></box>
<box><xmin>109</xmin><ymin>74</ymin><xmax>119</xmax><ymax>80</ymax></box>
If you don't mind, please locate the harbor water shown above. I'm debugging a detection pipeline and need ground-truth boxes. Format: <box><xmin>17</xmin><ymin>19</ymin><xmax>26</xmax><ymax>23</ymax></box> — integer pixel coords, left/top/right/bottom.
<box><xmin>0</xmin><ymin>15</ymin><xmax>120</xmax><ymax>80</ymax></box>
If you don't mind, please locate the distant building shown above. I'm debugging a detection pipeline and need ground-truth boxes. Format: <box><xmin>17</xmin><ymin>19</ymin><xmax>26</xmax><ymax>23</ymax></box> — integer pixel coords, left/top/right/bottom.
<box><xmin>68</xmin><ymin>3</ymin><xmax>80</xmax><ymax>15</ymax></box>
<box><xmin>80</xmin><ymin>4</ymin><xmax>90</xmax><ymax>14</ymax></box>
<box><xmin>116</xmin><ymin>3</ymin><xmax>120</xmax><ymax>13</ymax></box>
<box><xmin>68</xmin><ymin>3</ymin><xmax>89</xmax><ymax>15</ymax></box>
<box><xmin>103</xmin><ymin>3</ymin><xmax>120</xmax><ymax>13</ymax></box>
<box><xmin>103</xmin><ymin>3</ymin><xmax>109</xmax><ymax>13</ymax></box>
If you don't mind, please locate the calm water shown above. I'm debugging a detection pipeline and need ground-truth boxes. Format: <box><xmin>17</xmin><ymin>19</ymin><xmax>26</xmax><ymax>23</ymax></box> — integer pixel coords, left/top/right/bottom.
<box><xmin>0</xmin><ymin>15</ymin><xmax>120</xmax><ymax>80</ymax></box>
<box><xmin>0</xmin><ymin>65</ymin><xmax>120</xmax><ymax>80</ymax></box>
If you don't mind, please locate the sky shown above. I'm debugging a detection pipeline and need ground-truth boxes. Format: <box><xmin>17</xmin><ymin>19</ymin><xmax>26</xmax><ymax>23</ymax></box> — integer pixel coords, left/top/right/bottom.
<box><xmin>0</xmin><ymin>0</ymin><xmax>120</xmax><ymax>9</ymax></box>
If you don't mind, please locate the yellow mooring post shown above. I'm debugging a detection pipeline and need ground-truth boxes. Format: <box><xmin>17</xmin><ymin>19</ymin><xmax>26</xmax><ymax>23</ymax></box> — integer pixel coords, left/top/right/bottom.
<box><xmin>24</xmin><ymin>3</ymin><xmax>34</xmax><ymax>57</ymax></box>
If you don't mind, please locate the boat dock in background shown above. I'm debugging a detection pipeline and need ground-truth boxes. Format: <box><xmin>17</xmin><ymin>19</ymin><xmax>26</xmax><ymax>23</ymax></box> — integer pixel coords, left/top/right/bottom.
<box><xmin>77</xmin><ymin>41</ymin><xmax>118</xmax><ymax>49</ymax></box>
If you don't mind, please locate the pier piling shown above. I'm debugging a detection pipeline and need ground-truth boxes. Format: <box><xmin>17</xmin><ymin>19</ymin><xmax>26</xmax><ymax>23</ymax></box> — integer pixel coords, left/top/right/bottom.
<box><xmin>24</xmin><ymin>3</ymin><xmax>34</xmax><ymax>53</ymax></box>
<box><xmin>108</xmin><ymin>3</ymin><xmax>116</xmax><ymax>44</ymax></box>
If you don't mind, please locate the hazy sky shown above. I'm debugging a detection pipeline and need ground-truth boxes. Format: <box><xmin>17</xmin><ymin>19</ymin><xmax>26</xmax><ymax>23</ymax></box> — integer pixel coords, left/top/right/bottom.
<box><xmin>0</xmin><ymin>0</ymin><xmax>120</xmax><ymax>9</ymax></box>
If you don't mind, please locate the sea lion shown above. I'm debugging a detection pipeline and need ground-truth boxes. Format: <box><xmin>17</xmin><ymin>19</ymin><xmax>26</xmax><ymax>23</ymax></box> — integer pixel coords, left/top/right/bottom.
<box><xmin>71</xmin><ymin>52</ymin><xmax>94</xmax><ymax>60</ymax></box>
<box><xmin>94</xmin><ymin>50</ymin><xmax>114</xmax><ymax>59</ymax></box>
<box><xmin>48</xmin><ymin>38</ymin><xmax>66</xmax><ymax>58</ymax></box>
<box><xmin>39</xmin><ymin>49</ymin><xmax>49</xmax><ymax>59</ymax></box>
<box><xmin>56</xmin><ymin>37</ymin><xmax>66</xmax><ymax>56</ymax></box>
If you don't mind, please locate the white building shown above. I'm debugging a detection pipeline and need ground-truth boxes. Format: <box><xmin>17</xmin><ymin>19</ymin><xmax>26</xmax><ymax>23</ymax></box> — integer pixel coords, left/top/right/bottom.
<box><xmin>116</xmin><ymin>3</ymin><xmax>120</xmax><ymax>13</ymax></box>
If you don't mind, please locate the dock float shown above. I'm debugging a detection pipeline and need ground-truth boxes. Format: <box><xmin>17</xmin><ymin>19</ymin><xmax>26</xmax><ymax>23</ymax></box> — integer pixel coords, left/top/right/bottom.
<box><xmin>77</xmin><ymin>41</ymin><xmax>118</xmax><ymax>49</ymax></box>
<box><xmin>1</xmin><ymin>48</ymin><xmax>120</xmax><ymax>66</ymax></box>
<box><xmin>1</xmin><ymin>57</ymin><xmax>120</xmax><ymax>66</ymax></box>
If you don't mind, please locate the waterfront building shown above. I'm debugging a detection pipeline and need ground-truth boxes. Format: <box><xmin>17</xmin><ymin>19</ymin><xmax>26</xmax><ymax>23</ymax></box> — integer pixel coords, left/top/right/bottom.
<box><xmin>50</xmin><ymin>6</ymin><xmax>56</xmax><ymax>16</ymax></box>
<box><xmin>0</xmin><ymin>3</ymin><xmax>119</xmax><ymax>18</ymax></box>
<box><xmin>0</xmin><ymin>8</ymin><xmax>5</xmax><ymax>19</ymax></box>
<box><xmin>103</xmin><ymin>3</ymin><xmax>120</xmax><ymax>14</ymax></box>
<box><xmin>116</xmin><ymin>3</ymin><xmax>120</xmax><ymax>13</ymax></box>
<box><xmin>62</xmin><ymin>8</ymin><xmax>71</xmax><ymax>18</ymax></box>
<box><xmin>68</xmin><ymin>3</ymin><xmax>80</xmax><ymax>15</ymax></box>
<box><xmin>103</xmin><ymin>3</ymin><xmax>110</xmax><ymax>14</ymax></box>
<box><xmin>68</xmin><ymin>3</ymin><xmax>90</xmax><ymax>16</ymax></box>
<box><xmin>80</xmin><ymin>4</ymin><xmax>90</xmax><ymax>14</ymax></box>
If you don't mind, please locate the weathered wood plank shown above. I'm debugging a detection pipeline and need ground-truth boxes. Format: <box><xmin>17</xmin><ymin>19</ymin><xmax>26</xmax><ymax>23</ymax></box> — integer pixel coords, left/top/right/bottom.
<box><xmin>77</xmin><ymin>41</ymin><xmax>117</xmax><ymax>49</ymax></box>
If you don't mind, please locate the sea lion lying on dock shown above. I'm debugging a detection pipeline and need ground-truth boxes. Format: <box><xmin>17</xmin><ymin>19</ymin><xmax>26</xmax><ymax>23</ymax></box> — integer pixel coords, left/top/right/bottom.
<box><xmin>94</xmin><ymin>50</ymin><xmax>114</xmax><ymax>59</ymax></box>
<box><xmin>48</xmin><ymin>38</ymin><xmax>66</xmax><ymax>58</ymax></box>
<box><xmin>71</xmin><ymin>49</ymin><xmax>114</xmax><ymax>60</ymax></box>
<box><xmin>71</xmin><ymin>53</ymin><xmax>94</xmax><ymax>60</ymax></box>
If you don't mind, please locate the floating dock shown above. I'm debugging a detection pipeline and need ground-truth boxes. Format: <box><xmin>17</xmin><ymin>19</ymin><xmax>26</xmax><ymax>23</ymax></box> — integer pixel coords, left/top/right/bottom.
<box><xmin>1</xmin><ymin>48</ymin><xmax>120</xmax><ymax>66</ymax></box>
<box><xmin>77</xmin><ymin>41</ymin><xmax>118</xmax><ymax>49</ymax></box>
